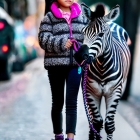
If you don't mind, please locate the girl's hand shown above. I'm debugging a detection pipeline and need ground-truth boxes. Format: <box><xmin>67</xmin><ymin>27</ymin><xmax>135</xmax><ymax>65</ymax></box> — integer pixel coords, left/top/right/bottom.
<box><xmin>65</xmin><ymin>39</ymin><xmax>73</xmax><ymax>49</ymax></box>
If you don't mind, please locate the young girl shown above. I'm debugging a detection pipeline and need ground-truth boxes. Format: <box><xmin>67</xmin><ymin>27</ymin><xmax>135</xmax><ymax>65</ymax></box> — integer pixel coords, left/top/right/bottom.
<box><xmin>38</xmin><ymin>0</ymin><xmax>88</xmax><ymax>140</ymax></box>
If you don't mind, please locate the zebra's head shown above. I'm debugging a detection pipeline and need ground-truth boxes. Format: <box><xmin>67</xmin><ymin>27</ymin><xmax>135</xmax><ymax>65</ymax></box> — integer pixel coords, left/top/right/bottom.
<box><xmin>74</xmin><ymin>3</ymin><xmax>120</xmax><ymax>65</ymax></box>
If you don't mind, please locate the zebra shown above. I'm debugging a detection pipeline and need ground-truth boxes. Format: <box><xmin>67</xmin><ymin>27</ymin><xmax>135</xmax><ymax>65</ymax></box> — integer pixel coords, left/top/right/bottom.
<box><xmin>74</xmin><ymin>3</ymin><xmax>131</xmax><ymax>140</ymax></box>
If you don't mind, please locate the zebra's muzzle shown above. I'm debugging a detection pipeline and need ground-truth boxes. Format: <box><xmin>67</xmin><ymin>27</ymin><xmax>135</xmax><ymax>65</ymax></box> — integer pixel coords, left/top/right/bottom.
<box><xmin>74</xmin><ymin>44</ymin><xmax>89</xmax><ymax>65</ymax></box>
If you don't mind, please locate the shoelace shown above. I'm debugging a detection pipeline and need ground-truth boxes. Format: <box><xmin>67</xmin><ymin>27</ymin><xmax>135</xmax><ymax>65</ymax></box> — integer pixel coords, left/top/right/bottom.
<box><xmin>55</xmin><ymin>134</ymin><xmax>64</xmax><ymax>140</ymax></box>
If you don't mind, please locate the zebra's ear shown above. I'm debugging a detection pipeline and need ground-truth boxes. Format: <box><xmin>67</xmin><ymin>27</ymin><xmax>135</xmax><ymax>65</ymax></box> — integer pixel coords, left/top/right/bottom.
<box><xmin>81</xmin><ymin>3</ymin><xmax>92</xmax><ymax>20</ymax></box>
<box><xmin>103</xmin><ymin>5</ymin><xmax>120</xmax><ymax>22</ymax></box>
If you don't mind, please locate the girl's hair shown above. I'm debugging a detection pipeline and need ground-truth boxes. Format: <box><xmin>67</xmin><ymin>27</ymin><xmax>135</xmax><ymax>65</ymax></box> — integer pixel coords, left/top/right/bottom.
<box><xmin>44</xmin><ymin>0</ymin><xmax>57</xmax><ymax>15</ymax></box>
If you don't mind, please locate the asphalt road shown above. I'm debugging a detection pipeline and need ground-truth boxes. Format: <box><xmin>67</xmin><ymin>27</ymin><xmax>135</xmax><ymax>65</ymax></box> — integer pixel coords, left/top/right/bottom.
<box><xmin>0</xmin><ymin>58</ymin><xmax>139</xmax><ymax>140</ymax></box>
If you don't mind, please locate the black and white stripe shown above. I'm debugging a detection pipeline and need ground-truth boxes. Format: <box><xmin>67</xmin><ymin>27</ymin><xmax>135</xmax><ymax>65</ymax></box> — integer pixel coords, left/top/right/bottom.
<box><xmin>80</xmin><ymin>4</ymin><xmax>131</xmax><ymax>140</ymax></box>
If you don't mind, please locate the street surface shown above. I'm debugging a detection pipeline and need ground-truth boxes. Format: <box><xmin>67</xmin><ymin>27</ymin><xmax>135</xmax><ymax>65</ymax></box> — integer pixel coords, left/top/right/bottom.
<box><xmin>0</xmin><ymin>58</ymin><xmax>140</xmax><ymax>140</ymax></box>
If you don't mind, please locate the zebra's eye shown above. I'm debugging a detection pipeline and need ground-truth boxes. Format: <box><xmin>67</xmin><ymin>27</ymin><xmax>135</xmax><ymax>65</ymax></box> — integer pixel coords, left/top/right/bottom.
<box><xmin>98</xmin><ymin>33</ymin><xmax>104</xmax><ymax>37</ymax></box>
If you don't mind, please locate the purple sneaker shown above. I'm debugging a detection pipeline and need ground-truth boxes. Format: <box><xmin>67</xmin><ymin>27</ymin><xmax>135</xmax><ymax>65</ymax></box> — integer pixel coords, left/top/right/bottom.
<box><xmin>65</xmin><ymin>138</ymin><xmax>74</xmax><ymax>140</ymax></box>
<box><xmin>51</xmin><ymin>134</ymin><xmax>64</xmax><ymax>140</ymax></box>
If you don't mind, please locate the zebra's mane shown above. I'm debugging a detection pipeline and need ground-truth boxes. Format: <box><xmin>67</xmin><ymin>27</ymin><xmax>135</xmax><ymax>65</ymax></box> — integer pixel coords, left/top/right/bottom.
<box><xmin>94</xmin><ymin>3</ymin><xmax>105</xmax><ymax>18</ymax></box>
<box><xmin>89</xmin><ymin>3</ymin><xmax>105</xmax><ymax>26</ymax></box>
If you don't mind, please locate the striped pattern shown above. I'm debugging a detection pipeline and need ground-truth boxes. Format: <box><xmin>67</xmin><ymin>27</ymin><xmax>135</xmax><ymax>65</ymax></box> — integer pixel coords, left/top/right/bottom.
<box><xmin>82</xmin><ymin>18</ymin><xmax>131</xmax><ymax>140</ymax></box>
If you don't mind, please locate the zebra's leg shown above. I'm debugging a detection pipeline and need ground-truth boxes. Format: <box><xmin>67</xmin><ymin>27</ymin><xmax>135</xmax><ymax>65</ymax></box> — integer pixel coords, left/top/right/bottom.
<box><xmin>82</xmin><ymin>68</ymin><xmax>103</xmax><ymax>140</ymax></box>
<box><xmin>86</xmin><ymin>91</ymin><xmax>103</xmax><ymax>140</ymax></box>
<box><xmin>104</xmin><ymin>89</ymin><xmax>122</xmax><ymax>140</ymax></box>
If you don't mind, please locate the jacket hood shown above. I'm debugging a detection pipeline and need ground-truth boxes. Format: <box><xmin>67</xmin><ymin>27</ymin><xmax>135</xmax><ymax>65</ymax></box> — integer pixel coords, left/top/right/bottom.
<box><xmin>51</xmin><ymin>2</ymin><xmax>81</xmax><ymax>19</ymax></box>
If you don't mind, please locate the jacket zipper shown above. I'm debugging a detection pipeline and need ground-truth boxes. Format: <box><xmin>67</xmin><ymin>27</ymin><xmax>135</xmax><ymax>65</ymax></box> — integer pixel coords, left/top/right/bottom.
<box><xmin>69</xmin><ymin>19</ymin><xmax>73</xmax><ymax>65</ymax></box>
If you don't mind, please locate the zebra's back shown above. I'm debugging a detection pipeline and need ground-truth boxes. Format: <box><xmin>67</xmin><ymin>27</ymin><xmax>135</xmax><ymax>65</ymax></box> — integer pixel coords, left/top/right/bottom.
<box><xmin>108</xmin><ymin>22</ymin><xmax>131</xmax><ymax>81</ymax></box>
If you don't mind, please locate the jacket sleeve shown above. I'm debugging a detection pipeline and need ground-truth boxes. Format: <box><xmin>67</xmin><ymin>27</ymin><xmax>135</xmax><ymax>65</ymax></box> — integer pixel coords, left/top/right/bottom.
<box><xmin>38</xmin><ymin>13</ymin><xmax>68</xmax><ymax>53</ymax></box>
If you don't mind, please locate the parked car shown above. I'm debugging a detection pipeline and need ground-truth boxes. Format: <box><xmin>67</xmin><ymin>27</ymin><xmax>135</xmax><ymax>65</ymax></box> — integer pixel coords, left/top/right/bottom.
<box><xmin>0</xmin><ymin>7</ymin><xmax>15</xmax><ymax>80</ymax></box>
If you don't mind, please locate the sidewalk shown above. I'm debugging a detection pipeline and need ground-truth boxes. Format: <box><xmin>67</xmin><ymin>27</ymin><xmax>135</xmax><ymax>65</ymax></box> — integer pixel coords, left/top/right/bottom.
<box><xmin>0</xmin><ymin>58</ymin><xmax>139</xmax><ymax>140</ymax></box>
<box><xmin>74</xmin><ymin>86</ymin><xmax>140</xmax><ymax>140</ymax></box>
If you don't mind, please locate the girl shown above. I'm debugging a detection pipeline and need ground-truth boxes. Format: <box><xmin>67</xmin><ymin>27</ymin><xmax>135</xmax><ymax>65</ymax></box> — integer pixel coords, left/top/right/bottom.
<box><xmin>38</xmin><ymin>0</ymin><xmax>88</xmax><ymax>140</ymax></box>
